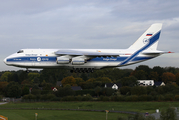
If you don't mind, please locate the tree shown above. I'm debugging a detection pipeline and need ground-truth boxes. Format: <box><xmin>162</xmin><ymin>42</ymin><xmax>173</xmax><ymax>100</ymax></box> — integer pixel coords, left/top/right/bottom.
<box><xmin>165</xmin><ymin>67</ymin><xmax>178</xmax><ymax>74</ymax></box>
<box><xmin>102</xmin><ymin>88</ymin><xmax>115</xmax><ymax>96</ymax></box>
<box><xmin>120</xmin><ymin>86</ymin><xmax>131</xmax><ymax>95</ymax></box>
<box><xmin>0</xmin><ymin>72</ymin><xmax>12</xmax><ymax>81</ymax></box>
<box><xmin>41</xmin><ymin>82</ymin><xmax>53</xmax><ymax>94</ymax></box>
<box><xmin>86</xmin><ymin>78</ymin><xmax>95</xmax><ymax>83</ymax></box>
<box><xmin>120</xmin><ymin>76</ymin><xmax>138</xmax><ymax>87</ymax></box>
<box><xmin>18</xmin><ymin>71</ymin><xmax>28</xmax><ymax>84</ymax></box>
<box><xmin>21</xmin><ymin>80</ymin><xmax>32</xmax><ymax>87</ymax></box>
<box><xmin>93</xmin><ymin>81</ymin><xmax>102</xmax><ymax>87</ymax></box>
<box><xmin>156</xmin><ymin>86</ymin><xmax>165</xmax><ymax>94</ymax></box>
<box><xmin>0</xmin><ymin>81</ymin><xmax>8</xmax><ymax>95</ymax></box>
<box><xmin>75</xmin><ymin>78</ymin><xmax>84</xmax><ymax>86</ymax></box>
<box><xmin>21</xmin><ymin>86</ymin><xmax>29</xmax><ymax>96</ymax></box>
<box><xmin>152</xmin><ymin>66</ymin><xmax>165</xmax><ymax>81</ymax></box>
<box><xmin>5</xmin><ymin>82</ymin><xmax>22</xmax><ymax>98</ymax></box>
<box><xmin>61</xmin><ymin>76</ymin><xmax>76</xmax><ymax>86</ymax></box>
<box><xmin>80</xmin><ymin>82</ymin><xmax>94</xmax><ymax>89</ymax></box>
<box><xmin>160</xmin><ymin>107</ymin><xmax>177</xmax><ymax>120</ymax></box>
<box><xmin>87</xmin><ymin>77</ymin><xmax>112</xmax><ymax>84</ymax></box>
<box><xmin>135</xmin><ymin>65</ymin><xmax>151</xmax><ymax>74</ymax></box>
<box><xmin>80</xmin><ymin>73</ymin><xmax>88</xmax><ymax>81</ymax></box>
<box><xmin>55</xmin><ymin>85</ymin><xmax>74</xmax><ymax>97</ymax></box>
<box><xmin>28</xmin><ymin>72</ymin><xmax>40</xmax><ymax>79</ymax></box>
<box><xmin>149</xmin><ymin>71</ymin><xmax>159</xmax><ymax>81</ymax></box>
<box><xmin>8</xmin><ymin>73</ymin><xmax>19</xmax><ymax>83</ymax></box>
<box><xmin>161</xmin><ymin>72</ymin><xmax>176</xmax><ymax>84</ymax></box>
<box><xmin>94</xmin><ymin>86</ymin><xmax>101</xmax><ymax>96</ymax></box>
<box><xmin>40</xmin><ymin>69</ymin><xmax>71</xmax><ymax>84</ymax></box>
<box><xmin>175</xmin><ymin>72</ymin><xmax>179</xmax><ymax>86</ymax></box>
<box><xmin>96</xmin><ymin>77</ymin><xmax>112</xmax><ymax>83</ymax></box>
<box><xmin>132</xmin><ymin>70</ymin><xmax>147</xmax><ymax>80</ymax></box>
<box><xmin>131</xmin><ymin>86</ymin><xmax>147</xmax><ymax>95</ymax></box>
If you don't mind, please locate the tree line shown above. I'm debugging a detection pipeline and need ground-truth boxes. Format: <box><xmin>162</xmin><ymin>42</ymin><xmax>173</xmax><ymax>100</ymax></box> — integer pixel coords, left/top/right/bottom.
<box><xmin>1</xmin><ymin>65</ymin><xmax>179</xmax><ymax>101</ymax></box>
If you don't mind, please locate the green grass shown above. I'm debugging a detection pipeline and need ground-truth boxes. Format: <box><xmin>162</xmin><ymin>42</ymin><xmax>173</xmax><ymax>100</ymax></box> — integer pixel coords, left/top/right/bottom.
<box><xmin>0</xmin><ymin>109</ymin><xmax>128</xmax><ymax>120</ymax></box>
<box><xmin>0</xmin><ymin>101</ymin><xmax>179</xmax><ymax>113</ymax></box>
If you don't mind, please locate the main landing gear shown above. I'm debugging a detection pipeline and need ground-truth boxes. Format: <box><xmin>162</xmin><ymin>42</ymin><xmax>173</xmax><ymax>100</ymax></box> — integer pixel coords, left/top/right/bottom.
<box><xmin>70</xmin><ymin>68</ymin><xmax>94</xmax><ymax>73</ymax></box>
<box><xmin>26</xmin><ymin>68</ymin><xmax>29</xmax><ymax>73</ymax></box>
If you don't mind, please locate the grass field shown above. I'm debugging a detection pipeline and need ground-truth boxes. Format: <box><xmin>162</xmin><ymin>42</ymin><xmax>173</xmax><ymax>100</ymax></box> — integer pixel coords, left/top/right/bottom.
<box><xmin>0</xmin><ymin>101</ymin><xmax>179</xmax><ymax>113</ymax></box>
<box><xmin>0</xmin><ymin>101</ymin><xmax>179</xmax><ymax>120</ymax></box>
<box><xmin>0</xmin><ymin>109</ymin><xmax>127</xmax><ymax>120</ymax></box>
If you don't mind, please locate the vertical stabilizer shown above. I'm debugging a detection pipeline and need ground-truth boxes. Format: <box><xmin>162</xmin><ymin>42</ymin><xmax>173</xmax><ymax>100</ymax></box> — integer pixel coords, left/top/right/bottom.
<box><xmin>128</xmin><ymin>23</ymin><xmax>162</xmax><ymax>51</ymax></box>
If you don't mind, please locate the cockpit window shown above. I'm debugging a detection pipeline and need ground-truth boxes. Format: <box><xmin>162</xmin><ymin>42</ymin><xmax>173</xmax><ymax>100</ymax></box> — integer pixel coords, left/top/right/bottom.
<box><xmin>17</xmin><ymin>50</ymin><xmax>24</xmax><ymax>53</ymax></box>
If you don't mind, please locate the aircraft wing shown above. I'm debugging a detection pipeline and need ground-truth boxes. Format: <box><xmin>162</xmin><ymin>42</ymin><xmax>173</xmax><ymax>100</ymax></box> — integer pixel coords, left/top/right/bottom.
<box><xmin>55</xmin><ymin>50</ymin><xmax>120</xmax><ymax>57</ymax></box>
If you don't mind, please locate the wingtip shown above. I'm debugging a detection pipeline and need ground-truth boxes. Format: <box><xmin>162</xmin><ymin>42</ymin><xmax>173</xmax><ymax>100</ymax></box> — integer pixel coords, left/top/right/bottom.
<box><xmin>168</xmin><ymin>51</ymin><xmax>174</xmax><ymax>53</ymax></box>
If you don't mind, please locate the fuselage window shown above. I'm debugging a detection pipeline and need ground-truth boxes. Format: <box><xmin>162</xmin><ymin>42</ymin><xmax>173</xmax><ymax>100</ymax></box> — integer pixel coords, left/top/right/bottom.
<box><xmin>17</xmin><ymin>50</ymin><xmax>24</xmax><ymax>53</ymax></box>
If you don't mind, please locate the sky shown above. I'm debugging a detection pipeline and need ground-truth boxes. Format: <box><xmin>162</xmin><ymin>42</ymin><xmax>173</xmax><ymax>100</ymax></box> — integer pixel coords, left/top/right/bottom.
<box><xmin>1</xmin><ymin>0</ymin><xmax>179</xmax><ymax>71</ymax></box>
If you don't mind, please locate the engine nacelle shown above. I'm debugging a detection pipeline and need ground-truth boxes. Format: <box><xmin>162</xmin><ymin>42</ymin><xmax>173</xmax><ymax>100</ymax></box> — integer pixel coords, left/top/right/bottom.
<box><xmin>72</xmin><ymin>58</ymin><xmax>85</xmax><ymax>65</ymax></box>
<box><xmin>56</xmin><ymin>56</ymin><xmax>70</xmax><ymax>64</ymax></box>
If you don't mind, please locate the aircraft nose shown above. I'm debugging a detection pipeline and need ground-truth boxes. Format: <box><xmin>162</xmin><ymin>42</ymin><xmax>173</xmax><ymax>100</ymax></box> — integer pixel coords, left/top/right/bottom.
<box><xmin>4</xmin><ymin>58</ymin><xmax>7</xmax><ymax>64</ymax></box>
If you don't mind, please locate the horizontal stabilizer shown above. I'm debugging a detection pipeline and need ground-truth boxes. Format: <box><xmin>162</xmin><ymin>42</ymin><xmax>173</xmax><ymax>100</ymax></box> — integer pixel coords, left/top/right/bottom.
<box><xmin>141</xmin><ymin>51</ymin><xmax>173</xmax><ymax>55</ymax></box>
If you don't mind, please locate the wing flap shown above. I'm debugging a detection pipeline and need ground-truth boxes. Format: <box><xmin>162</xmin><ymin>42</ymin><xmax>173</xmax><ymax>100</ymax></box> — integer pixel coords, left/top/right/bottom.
<box><xmin>55</xmin><ymin>50</ymin><xmax>120</xmax><ymax>57</ymax></box>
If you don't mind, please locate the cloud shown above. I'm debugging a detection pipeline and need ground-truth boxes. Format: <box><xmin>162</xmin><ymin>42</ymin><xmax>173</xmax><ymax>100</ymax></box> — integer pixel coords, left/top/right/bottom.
<box><xmin>1</xmin><ymin>0</ymin><xmax>179</xmax><ymax>71</ymax></box>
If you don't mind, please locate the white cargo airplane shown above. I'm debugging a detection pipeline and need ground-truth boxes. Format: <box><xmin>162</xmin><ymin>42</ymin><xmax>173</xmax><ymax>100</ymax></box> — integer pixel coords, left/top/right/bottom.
<box><xmin>4</xmin><ymin>23</ymin><xmax>171</xmax><ymax>73</ymax></box>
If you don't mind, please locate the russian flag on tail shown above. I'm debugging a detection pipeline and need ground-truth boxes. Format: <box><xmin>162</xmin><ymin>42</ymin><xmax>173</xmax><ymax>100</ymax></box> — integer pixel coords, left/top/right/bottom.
<box><xmin>146</xmin><ymin>33</ymin><xmax>153</xmax><ymax>36</ymax></box>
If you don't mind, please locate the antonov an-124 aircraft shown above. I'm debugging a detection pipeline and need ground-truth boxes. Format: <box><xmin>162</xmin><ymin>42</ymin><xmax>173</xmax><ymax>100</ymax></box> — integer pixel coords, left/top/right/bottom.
<box><xmin>4</xmin><ymin>23</ymin><xmax>172</xmax><ymax>73</ymax></box>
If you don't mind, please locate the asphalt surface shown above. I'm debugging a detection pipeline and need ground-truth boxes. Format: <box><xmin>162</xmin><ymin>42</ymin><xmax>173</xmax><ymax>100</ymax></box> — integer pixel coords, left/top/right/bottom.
<box><xmin>0</xmin><ymin>102</ymin><xmax>8</xmax><ymax>105</ymax></box>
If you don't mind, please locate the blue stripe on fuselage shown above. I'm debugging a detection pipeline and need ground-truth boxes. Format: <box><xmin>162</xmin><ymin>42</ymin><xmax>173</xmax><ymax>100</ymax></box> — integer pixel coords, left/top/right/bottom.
<box><xmin>119</xmin><ymin>31</ymin><xmax>161</xmax><ymax>65</ymax></box>
<box><xmin>6</xmin><ymin>56</ymin><xmax>154</xmax><ymax>63</ymax></box>
<box><xmin>6</xmin><ymin>57</ymin><xmax>57</xmax><ymax>62</ymax></box>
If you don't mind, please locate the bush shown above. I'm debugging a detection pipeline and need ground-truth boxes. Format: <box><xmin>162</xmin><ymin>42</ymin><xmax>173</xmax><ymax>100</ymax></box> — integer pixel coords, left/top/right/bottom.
<box><xmin>61</xmin><ymin>96</ymin><xmax>76</xmax><ymax>101</ymax></box>
<box><xmin>22</xmin><ymin>94</ymin><xmax>36</xmax><ymax>100</ymax></box>
<box><xmin>31</xmin><ymin>89</ymin><xmax>41</xmax><ymax>95</ymax></box>
<box><xmin>99</xmin><ymin>96</ymin><xmax>110</xmax><ymax>101</ymax></box>
<box><xmin>164</xmin><ymin>94</ymin><xmax>174</xmax><ymax>101</ymax></box>
<box><xmin>117</xmin><ymin>116</ymin><xmax>126</xmax><ymax>120</ymax></box>
<box><xmin>55</xmin><ymin>87</ymin><xmax>75</xmax><ymax>97</ymax></box>
<box><xmin>160</xmin><ymin>107</ymin><xmax>177</xmax><ymax>120</ymax></box>
<box><xmin>174</xmin><ymin>95</ymin><xmax>179</xmax><ymax>101</ymax></box>
<box><xmin>131</xmin><ymin>86</ymin><xmax>147</xmax><ymax>95</ymax></box>
<box><xmin>75</xmin><ymin>89</ymin><xmax>95</xmax><ymax>96</ymax></box>
<box><xmin>82</xmin><ymin>94</ymin><xmax>92</xmax><ymax>101</ymax></box>
<box><xmin>60</xmin><ymin>95</ymin><xmax>92</xmax><ymax>101</ymax></box>
<box><xmin>5</xmin><ymin>82</ymin><xmax>22</xmax><ymax>98</ymax></box>
<box><xmin>120</xmin><ymin>86</ymin><xmax>131</xmax><ymax>95</ymax></box>
<box><xmin>157</xmin><ymin>95</ymin><xmax>165</xmax><ymax>101</ymax></box>
<box><xmin>138</xmin><ymin>95</ymin><xmax>153</xmax><ymax>101</ymax></box>
<box><xmin>104</xmin><ymin>88</ymin><xmax>115</xmax><ymax>96</ymax></box>
<box><xmin>40</xmin><ymin>94</ymin><xmax>56</xmax><ymax>100</ymax></box>
<box><xmin>125</xmin><ymin>95</ymin><xmax>138</xmax><ymax>101</ymax></box>
<box><xmin>0</xmin><ymin>95</ymin><xmax>2</xmax><ymax>101</ymax></box>
<box><xmin>75</xmin><ymin>95</ymin><xmax>82</xmax><ymax>101</ymax></box>
<box><xmin>111</xmin><ymin>95</ymin><xmax>125</xmax><ymax>101</ymax></box>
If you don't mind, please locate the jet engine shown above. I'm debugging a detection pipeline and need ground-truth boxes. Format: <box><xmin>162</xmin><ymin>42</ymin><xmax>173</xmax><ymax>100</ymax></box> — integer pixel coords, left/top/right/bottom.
<box><xmin>71</xmin><ymin>57</ymin><xmax>86</xmax><ymax>65</ymax></box>
<box><xmin>56</xmin><ymin>56</ymin><xmax>71</xmax><ymax>64</ymax></box>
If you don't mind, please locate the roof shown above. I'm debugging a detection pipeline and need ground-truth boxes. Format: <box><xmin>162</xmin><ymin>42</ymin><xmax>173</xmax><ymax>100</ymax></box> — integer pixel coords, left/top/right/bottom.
<box><xmin>105</xmin><ymin>83</ymin><xmax>114</xmax><ymax>88</ymax></box>
<box><xmin>116</xmin><ymin>83</ymin><xmax>122</xmax><ymax>87</ymax></box>
<box><xmin>154</xmin><ymin>82</ymin><xmax>164</xmax><ymax>86</ymax></box>
<box><xmin>56</xmin><ymin>81</ymin><xmax>62</xmax><ymax>86</ymax></box>
<box><xmin>105</xmin><ymin>83</ymin><xmax>122</xmax><ymax>88</ymax></box>
<box><xmin>71</xmin><ymin>86</ymin><xmax>82</xmax><ymax>91</ymax></box>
